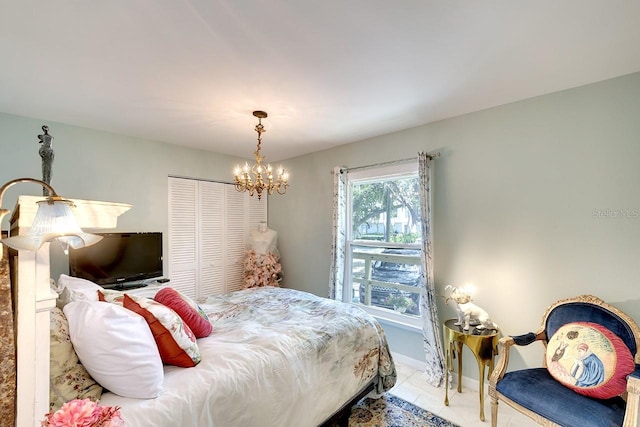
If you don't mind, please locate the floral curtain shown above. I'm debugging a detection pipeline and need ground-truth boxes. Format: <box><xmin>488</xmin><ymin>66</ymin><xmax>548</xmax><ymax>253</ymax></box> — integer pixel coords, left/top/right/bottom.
<box><xmin>329</xmin><ymin>157</ymin><xmax>444</xmax><ymax>386</ymax></box>
<box><xmin>328</xmin><ymin>166</ymin><xmax>346</xmax><ymax>300</ymax></box>
<box><xmin>418</xmin><ymin>151</ymin><xmax>446</xmax><ymax>387</ymax></box>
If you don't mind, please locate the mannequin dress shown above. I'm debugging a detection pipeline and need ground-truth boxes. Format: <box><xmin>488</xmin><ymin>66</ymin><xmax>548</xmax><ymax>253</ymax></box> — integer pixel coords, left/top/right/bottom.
<box><xmin>242</xmin><ymin>222</ymin><xmax>282</xmax><ymax>288</ymax></box>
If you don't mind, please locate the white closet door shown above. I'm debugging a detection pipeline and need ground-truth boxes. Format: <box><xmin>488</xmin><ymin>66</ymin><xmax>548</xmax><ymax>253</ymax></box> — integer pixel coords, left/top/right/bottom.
<box><xmin>225</xmin><ymin>187</ymin><xmax>246</xmax><ymax>293</ymax></box>
<box><xmin>232</xmin><ymin>189</ymin><xmax>269</xmax><ymax>292</ymax></box>
<box><xmin>198</xmin><ymin>181</ymin><xmax>225</xmax><ymax>298</ymax></box>
<box><xmin>248</xmin><ymin>192</ymin><xmax>268</xmax><ymax>235</ymax></box>
<box><xmin>168</xmin><ymin>177</ymin><xmax>198</xmax><ymax>298</ymax></box>
<box><xmin>224</xmin><ymin>187</ymin><xmax>269</xmax><ymax>292</ymax></box>
<box><xmin>169</xmin><ymin>177</ymin><xmax>268</xmax><ymax>298</ymax></box>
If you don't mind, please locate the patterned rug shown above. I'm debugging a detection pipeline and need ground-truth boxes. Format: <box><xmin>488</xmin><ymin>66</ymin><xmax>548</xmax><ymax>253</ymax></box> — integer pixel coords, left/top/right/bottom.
<box><xmin>346</xmin><ymin>393</ymin><xmax>459</xmax><ymax>427</ymax></box>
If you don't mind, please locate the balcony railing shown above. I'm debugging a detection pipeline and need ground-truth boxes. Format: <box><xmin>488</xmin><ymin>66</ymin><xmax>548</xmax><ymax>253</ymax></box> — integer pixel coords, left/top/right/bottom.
<box><xmin>350</xmin><ymin>248</ymin><xmax>422</xmax><ymax>315</ymax></box>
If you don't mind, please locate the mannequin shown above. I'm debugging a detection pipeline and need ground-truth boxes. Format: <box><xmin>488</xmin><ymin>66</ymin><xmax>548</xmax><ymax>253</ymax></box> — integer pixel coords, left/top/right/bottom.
<box><xmin>248</xmin><ymin>221</ymin><xmax>278</xmax><ymax>255</ymax></box>
<box><xmin>243</xmin><ymin>222</ymin><xmax>281</xmax><ymax>288</ymax></box>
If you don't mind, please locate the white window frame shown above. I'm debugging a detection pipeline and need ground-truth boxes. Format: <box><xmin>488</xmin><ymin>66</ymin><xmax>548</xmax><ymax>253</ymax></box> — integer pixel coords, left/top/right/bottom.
<box><xmin>343</xmin><ymin>161</ymin><xmax>422</xmax><ymax>329</ymax></box>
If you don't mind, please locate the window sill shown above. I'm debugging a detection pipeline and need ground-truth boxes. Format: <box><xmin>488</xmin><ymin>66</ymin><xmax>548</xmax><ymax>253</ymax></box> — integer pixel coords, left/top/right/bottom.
<box><xmin>351</xmin><ymin>303</ymin><xmax>422</xmax><ymax>332</ymax></box>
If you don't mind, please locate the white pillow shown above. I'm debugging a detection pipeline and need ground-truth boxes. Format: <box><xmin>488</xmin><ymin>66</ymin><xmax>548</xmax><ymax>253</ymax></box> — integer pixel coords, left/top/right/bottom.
<box><xmin>57</xmin><ymin>274</ymin><xmax>103</xmax><ymax>302</ymax></box>
<box><xmin>63</xmin><ymin>301</ymin><xmax>164</xmax><ymax>399</ymax></box>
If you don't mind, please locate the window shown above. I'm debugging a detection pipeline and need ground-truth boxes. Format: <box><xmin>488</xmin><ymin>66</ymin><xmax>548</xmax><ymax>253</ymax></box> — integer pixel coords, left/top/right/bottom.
<box><xmin>342</xmin><ymin>162</ymin><xmax>423</xmax><ymax>322</ymax></box>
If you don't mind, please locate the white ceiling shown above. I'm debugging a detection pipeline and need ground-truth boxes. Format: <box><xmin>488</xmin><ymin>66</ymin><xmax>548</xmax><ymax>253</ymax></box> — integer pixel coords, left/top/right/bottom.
<box><xmin>1</xmin><ymin>1</ymin><xmax>639</xmax><ymax>162</ymax></box>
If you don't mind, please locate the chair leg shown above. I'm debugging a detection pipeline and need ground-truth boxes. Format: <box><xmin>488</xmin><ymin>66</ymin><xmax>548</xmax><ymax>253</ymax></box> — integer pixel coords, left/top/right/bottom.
<box><xmin>490</xmin><ymin>396</ymin><xmax>498</xmax><ymax>427</ymax></box>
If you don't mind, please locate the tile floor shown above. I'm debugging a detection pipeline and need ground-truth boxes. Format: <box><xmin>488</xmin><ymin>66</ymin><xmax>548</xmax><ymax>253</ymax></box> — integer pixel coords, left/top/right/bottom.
<box><xmin>389</xmin><ymin>361</ymin><xmax>539</xmax><ymax>427</ymax></box>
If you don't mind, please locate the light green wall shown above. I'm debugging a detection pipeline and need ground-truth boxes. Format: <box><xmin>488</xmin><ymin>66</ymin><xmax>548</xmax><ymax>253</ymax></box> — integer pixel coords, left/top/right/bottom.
<box><xmin>269</xmin><ymin>71</ymin><xmax>640</xmax><ymax>373</ymax></box>
<box><xmin>2</xmin><ymin>72</ymin><xmax>639</xmax><ymax>378</ymax></box>
<box><xmin>0</xmin><ymin>112</ymin><xmax>248</xmax><ymax>277</ymax></box>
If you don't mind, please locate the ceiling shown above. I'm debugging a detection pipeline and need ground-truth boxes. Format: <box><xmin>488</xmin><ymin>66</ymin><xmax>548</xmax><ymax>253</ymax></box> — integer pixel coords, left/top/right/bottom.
<box><xmin>1</xmin><ymin>1</ymin><xmax>639</xmax><ymax>162</ymax></box>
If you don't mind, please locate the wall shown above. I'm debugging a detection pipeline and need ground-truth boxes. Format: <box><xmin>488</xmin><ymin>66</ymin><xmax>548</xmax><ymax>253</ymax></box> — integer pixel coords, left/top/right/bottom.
<box><xmin>2</xmin><ymin>71</ymin><xmax>639</xmax><ymax>378</ymax></box>
<box><xmin>0</xmin><ymin>113</ymin><xmax>247</xmax><ymax>277</ymax></box>
<box><xmin>269</xmin><ymin>72</ymin><xmax>640</xmax><ymax>375</ymax></box>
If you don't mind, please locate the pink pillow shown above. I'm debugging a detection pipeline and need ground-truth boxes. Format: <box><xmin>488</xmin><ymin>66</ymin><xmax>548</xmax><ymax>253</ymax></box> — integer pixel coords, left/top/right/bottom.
<box><xmin>155</xmin><ymin>288</ymin><xmax>213</xmax><ymax>338</ymax></box>
<box><xmin>546</xmin><ymin>321</ymin><xmax>635</xmax><ymax>399</ymax></box>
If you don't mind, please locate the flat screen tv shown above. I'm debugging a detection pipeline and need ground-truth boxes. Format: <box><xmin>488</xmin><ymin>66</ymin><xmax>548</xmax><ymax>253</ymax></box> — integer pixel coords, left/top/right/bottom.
<box><xmin>69</xmin><ymin>232</ymin><xmax>163</xmax><ymax>286</ymax></box>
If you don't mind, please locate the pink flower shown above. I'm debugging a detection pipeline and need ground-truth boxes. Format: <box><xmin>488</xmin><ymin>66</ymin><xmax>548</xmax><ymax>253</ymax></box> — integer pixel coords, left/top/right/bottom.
<box><xmin>97</xmin><ymin>407</ymin><xmax>125</xmax><ymax>427</ymax></box>
<box><xmin>43</xmin><ymin>399</ymin><xmax>99</xmax><ymax>427</ymax></box>
<box><xmin>42</xmin><ymin>399</ymin><xmax>124</xmax><ymax>427</ymax></box>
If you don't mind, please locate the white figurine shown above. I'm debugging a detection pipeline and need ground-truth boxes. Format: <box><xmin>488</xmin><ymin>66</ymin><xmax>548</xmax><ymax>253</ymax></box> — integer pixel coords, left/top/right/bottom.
<box><xmin>444</xmin><ymin>285</ymin><xmax>498</xmax><ymax>331</ymax></box>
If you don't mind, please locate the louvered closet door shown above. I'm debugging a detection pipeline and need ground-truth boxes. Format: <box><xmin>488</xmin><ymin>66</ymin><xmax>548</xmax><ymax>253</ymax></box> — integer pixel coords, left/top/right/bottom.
<box><xmin>169</xmin><ymin>177</ymin><xmax>268</xmax><ymax>299</ymax></box>
<box><xmin>225</xmin><ymin>187</ymin><xmax>247</xmax><ymax>293</ymax></box>
<box><xmin>168</xmin><ymin>178</ymin><xmax>198</xmax><ymax>298</ymax></box>
<box><xmin>224</xmin><ymin>187</ymin><xmax>269</xmax><ymax>293</ymax></box>
<box><xmin>199</xmin><ymin>181</ymin><xmax>225</xmax><ymax>298</ymax></box>
<box><xmin>248</xmin><ymin>191</ymin><xmax>268</xmax><ymax>234</ymax></box>
<box><xmin>225</xmin><ymin>187</ymin><xmax>269</xmax><ymax>293</ymax></box>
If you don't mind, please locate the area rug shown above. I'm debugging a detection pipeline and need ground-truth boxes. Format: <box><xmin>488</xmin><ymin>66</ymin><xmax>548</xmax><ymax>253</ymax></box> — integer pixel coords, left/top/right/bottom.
<box><xmin>345</xmin><ymin>393</ymin><xmax>459</xmax><ymax>427</ymax></box>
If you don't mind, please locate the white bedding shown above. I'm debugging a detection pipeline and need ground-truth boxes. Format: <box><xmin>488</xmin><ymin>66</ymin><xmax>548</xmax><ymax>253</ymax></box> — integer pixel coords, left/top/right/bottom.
<box><xmin>98</xmin><ymin>287</ymin><xmax>396</xmax><ymax>427</ymax></box>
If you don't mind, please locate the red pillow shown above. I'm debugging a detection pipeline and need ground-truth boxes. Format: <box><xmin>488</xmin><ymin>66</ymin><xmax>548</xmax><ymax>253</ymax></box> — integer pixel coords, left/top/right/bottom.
<box><xmin>154</xmin><ymin>288</ymin><xmax>213</xmax><ymax>338</ymax></box>
<box><xmin>99</xmin><ymin>290</ymin><xmax>201</xmax><ymax>368</ymax></box>
<box><xmin>546</xmin><ymin>321</ymin><xmax>635</xmax><ymax>399</ymax></box>
<box><xmin>122</xmin><ymin>294</ymin><xmax>200</xmax><ymax>367</ymax></box>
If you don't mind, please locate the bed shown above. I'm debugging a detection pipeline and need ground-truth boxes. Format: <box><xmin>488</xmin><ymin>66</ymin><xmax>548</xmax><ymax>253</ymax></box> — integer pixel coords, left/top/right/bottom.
<box><xmin>61</xmin><ymin>285</ymin><xmax>397</xmax><ymax>427</ymax></box>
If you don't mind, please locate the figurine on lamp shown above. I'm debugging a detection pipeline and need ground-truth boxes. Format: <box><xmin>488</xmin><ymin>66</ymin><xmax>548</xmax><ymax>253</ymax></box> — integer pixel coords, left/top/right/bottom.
<box><xmin>445</xmin><ymin>285</ymin><xmax>498</xmax><ymax>331</ymax></box>
<box><xmin>37</xmin><ymin>125</ymin><xmax>55</xmax><ymax>196</ymax></box>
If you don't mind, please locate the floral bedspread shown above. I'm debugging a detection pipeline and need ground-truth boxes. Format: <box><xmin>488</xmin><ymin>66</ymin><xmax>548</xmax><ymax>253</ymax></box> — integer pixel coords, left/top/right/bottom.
<box><xmin>99</xmin><ymin>287</ymin><xmax>396</xmax><ymax>427</ymax></box>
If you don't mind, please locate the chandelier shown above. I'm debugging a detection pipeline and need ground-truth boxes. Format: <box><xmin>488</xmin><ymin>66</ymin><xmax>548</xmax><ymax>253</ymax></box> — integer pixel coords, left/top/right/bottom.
<box><xmin>233</xmin><ymin>111</ymin><xmax>289</xmax><ymax>200</ymax></box>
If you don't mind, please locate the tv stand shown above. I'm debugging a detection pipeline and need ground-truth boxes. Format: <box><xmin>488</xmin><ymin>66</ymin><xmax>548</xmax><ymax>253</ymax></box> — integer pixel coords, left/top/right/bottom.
<box><xmin>104</xmin><ymin>282</ymin><xmax>148</xmax><ymax>291</ymax></box>
<box><xmin>101</xmin><ymin>277</ymin><xmax>169</xmax><ymax>293</ymax></box>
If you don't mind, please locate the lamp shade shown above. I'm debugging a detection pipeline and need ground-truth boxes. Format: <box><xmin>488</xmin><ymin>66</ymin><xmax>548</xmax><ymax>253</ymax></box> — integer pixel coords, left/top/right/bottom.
<box><xmin>1</xmin><ymin>198</ymin><xmax>103</xmax><ymax>251</ymax></box>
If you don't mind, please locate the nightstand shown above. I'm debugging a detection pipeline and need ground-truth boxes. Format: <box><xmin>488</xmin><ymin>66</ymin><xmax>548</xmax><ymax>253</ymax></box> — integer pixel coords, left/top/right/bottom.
<box><xmin>443</xmin><ymin>318</ymin><xmax>499</xmax><ymax>421</ymax></box>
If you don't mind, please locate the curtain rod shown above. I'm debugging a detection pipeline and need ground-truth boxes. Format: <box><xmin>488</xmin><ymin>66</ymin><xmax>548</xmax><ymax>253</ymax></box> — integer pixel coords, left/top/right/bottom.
<box><xmin>340</xmin><ymin>151</ymin><xmax>440</xmax><ymax>174</ymax></box>
<box><xmin>168</xmin><ymin>174</ymin><xmax>234</xmax><ymax>185</ymax></box>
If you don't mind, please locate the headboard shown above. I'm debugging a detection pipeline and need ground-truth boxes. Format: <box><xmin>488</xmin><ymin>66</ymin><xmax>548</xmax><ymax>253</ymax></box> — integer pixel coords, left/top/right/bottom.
<box><xmin>10</xmin><ymin>197</ymin><xmax>130</xmax><ymax>426</ymax></box>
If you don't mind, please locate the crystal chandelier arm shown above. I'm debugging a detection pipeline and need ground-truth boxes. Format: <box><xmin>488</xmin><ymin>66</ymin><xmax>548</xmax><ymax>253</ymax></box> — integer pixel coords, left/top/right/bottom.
<box><xmin>276</xmin><ymin>183</ymin><xmax>288</xmax><ymax>195</ymax></box>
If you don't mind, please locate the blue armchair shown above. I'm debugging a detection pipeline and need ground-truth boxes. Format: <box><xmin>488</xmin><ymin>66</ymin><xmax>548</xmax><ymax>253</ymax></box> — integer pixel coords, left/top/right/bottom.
<box><xmin>489</xmin><ymin>295</ymin><xmax>640</xmax><ymax>427</ymax></box>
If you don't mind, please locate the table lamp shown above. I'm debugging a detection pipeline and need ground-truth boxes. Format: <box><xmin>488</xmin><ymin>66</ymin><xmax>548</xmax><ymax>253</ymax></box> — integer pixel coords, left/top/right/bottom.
<box><xmin>0</xmin><ymin>177</ymin><xmax>102</xmax><ymax>255</ymax></box>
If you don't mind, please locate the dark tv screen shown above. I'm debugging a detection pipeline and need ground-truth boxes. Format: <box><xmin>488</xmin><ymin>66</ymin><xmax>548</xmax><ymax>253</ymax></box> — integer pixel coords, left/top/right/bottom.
<box><xmin>69</xmin><ymin>232</ymin><xmax>163</xmax><ymax>286</ymax></box>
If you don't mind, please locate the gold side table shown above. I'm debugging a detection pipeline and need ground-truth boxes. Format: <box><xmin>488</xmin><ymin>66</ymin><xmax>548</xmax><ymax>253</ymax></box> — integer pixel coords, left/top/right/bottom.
<box><xmin>443</xmin><ymin>318</ymin><xmax>498</xmax><ymax>421</ymax></box>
